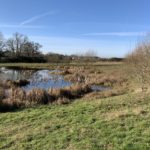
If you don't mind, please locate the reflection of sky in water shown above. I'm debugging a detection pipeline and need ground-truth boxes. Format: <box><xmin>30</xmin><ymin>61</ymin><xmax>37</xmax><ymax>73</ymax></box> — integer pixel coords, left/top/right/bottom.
<box><xmin>23</xmin><ymin>70</ymin><xmax>72</xmax><ymax>91</ymax></box>
<box><xmin>0</xmin><ymin>67</ymin><xmax>110</xmax><ymax>92</ymax></box>
<box><xmin>0</xmin><ymin>68</ymin><xmax>72</xmax><ymax>90</ymax></box>
<box><xmin>0</xmin><ymin>67</ymin><xmax>33</xmax><ymax>80</ymax></box>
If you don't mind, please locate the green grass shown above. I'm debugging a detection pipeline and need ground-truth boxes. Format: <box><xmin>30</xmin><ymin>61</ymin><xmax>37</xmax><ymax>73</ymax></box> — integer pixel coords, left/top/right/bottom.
<box><xmin>0</xmin><ymin>92</ymin><xmax>150</xmax><ymax>150</ymax></box>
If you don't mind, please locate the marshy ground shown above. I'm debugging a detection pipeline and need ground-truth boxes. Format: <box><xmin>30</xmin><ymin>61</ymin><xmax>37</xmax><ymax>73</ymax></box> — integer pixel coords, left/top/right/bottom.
<box><xmin>0</xmin><ymin>62</ymin><xmax>148</xmax><ymax>150</ymax></box>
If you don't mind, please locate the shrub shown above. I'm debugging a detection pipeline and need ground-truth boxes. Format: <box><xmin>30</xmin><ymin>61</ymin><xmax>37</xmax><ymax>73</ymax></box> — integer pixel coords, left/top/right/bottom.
<box><xmin>126</xmin><ymin>38</ymin><xmax>150</xmax><ymax>91</ymax></box>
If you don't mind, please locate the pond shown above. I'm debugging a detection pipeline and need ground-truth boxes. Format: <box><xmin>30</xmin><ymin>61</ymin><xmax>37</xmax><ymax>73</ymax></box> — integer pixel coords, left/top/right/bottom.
<box><xmin>0</xmin><ymin>67</ymin><xmax>110</xmax><ymax>92</ymax></box>
<box><xmin>0</xmin><ymin>67</ymin><xmax>72</xmax><ymax>90</ymax></box>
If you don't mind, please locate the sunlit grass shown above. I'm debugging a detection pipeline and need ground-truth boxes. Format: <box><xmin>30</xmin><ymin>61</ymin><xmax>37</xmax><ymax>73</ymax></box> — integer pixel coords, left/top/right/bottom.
<box><xmin>0</xmin><ymin>92</ymin><xmax>150</xmax><ymax>150</ymax></box>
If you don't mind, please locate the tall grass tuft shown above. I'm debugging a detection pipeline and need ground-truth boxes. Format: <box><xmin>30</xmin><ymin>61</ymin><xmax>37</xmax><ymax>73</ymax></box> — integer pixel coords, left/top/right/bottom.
<box><xmin>27</xmin><ymin>89</ymin><xmax>49</xmax><ymax>105</ymax></box>
<box><xmin>11</xmin><ymin>88</ymin><xmax>26</xmax><ymax>101</ymax></box>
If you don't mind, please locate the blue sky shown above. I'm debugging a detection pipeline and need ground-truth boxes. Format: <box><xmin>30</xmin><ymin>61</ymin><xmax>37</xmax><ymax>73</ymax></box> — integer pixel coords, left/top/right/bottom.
<box><xmin>0</xmin><ymin>0</ymin><xmax>149</xmax><ymax>57</ymax></box>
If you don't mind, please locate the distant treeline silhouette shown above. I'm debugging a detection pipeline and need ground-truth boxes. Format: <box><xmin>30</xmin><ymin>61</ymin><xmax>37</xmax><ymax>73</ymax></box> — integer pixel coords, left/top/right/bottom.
<box><xmin>0</xmin><ymin>32</ymin><xmax>123</xmax><ymax>63</ymax></box>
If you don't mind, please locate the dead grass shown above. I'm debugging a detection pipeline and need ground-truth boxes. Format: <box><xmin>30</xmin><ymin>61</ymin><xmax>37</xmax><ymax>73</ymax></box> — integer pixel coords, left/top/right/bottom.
<box><xmin>58</xmin><ymin>69</ymin><xmax>71</xmax><ymax>75</ymax></box>
<box><xmin>84</xmin><ymin>88</ymin><xmax>126</xmax><ymax>99</ymax></box>
<box><xmin>104</xmin><ymin>107</ymin><xmax>147</xmax><ymax>121</ymax></box>
<box><xmin>49</xmin><ymin>84</ymin><xmax>92</xmax><ymax>99</ymax></box>
<box><xmin>27</xmin><ymin>89</ymin><xmax>50</xmax><ymax>105</ymax></box>
<box><xmin>11</xmin><ymin>88</ymin><xmax>26</xmax><ymax>101</ymax></box>
<box><xmin>56</xmin><ymin>97</ymin><xmax>70</xmax><ymax>105</ymax></box>
<box><xmin>63</xmin><ymin>65</ymin><xmax>128</xmax><ymax>90</ymax></box>
<box><xmin>0</xmin><ymin>84</ymin><xmax>92</xmax><ymax>112</ymax></box>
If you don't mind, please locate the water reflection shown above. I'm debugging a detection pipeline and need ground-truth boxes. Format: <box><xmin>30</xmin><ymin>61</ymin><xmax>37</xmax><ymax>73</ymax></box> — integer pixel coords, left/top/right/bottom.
<box><xmin>0</xmin><ymin>67</ymin><xmax>110</xmax><ymax>92</ymax></box>
<box><xmin>23</xmin><ymin>70</ymin><xmax>72</xmax><ymax>90</ymax></box>
<box><xmin>0</xmin><ymin>68</ymin><xmax>72</xmax><ymax>90</ymax></box>
<box><xmin>0</xmin><ymin>67</ymin><xmax>34</xmax><ymax>80</ymax></box>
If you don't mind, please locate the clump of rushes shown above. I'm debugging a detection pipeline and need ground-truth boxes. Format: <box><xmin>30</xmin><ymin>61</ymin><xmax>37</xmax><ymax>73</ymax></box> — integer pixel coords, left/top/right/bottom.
<box><xmin>56</xmin><ymin>97</ymin><xmax>70</xmax><ymax>105</ymax></box>
<box><xmin>49</xmin><ymin>88</ymin><xmax>73</xmax><ymax>99</ymax></box>
<box><xmin>68</xmin><ymin>84</ymin><xmax>92</xmax><ymax>97</ymax></box>
<box><xmin>49</xmin><ymin>84</ymin><xmax>92</xmax><ymax>100</ymax></box>
<box><xmin>11</xmin><ymin>88</ymin><xmax>26</xmax><ymax>101</ymax></box>
<box><xmin>27</xmin><ymin>89</ymin><xmax>50</xmax><ymax>105</ymax></box>
<box><xmin>0</xmin><ymin>83</ymin><xmax>93</xmax><ymax>112</ymax></box>
<box><xmin>0</xmin><ymin>98</ymin><xmax>19</xmax><ymax>112</ymax></box>
<box><xmin>0</xmin><ymin>97</ymin><xmax>26</xmax><ymax>112</ymax></box>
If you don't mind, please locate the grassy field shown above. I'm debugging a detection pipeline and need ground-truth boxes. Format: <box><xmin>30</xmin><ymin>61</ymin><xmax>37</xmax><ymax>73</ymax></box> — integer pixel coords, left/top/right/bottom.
<box><xmin>0</xmin><ymin>92</ymin><xmax>150</xmax><ymax>150</ymax></box>
<box><xmin>0</xmin><ymin>62</ymin><xmax>148</xmax><ymax>149</ymax></box>
<box><xmin>0</xmin><ymin>62</ymin><xmax>123</xmax><ymax>71</ymax></box>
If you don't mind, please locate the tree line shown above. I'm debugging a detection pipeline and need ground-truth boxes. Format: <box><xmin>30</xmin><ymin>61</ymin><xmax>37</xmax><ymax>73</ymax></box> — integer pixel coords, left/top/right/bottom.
<box><xmin>0</xmin><ymin>32</ymin><xmax>124</xmax><ymax>63</ymax></box>
<box><xmin>0</xmin><ymin>32</ymin><xmax>45</xmax><ymax>62</ymax></box>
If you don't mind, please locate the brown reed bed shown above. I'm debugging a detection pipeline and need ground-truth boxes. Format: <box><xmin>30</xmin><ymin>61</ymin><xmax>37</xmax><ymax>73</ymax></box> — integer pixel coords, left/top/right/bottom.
<box><xmin>0</xmin><ymin>63</ymin><xmax>128</xmax><ymax>112</ymax></box>
<box><xmin>63</xmin><ymin>66</ymin><xmax>128</xmax><ymax>89</ymax></box>
<box><xmin>84</xmin><ymin>88</ymin><xmax>127</xmax><ymax>100</ymax></box>
<box><xmin>0</xmin><ymin>83</ymin><xmax>92</xmax><ymax>112</ymax></box>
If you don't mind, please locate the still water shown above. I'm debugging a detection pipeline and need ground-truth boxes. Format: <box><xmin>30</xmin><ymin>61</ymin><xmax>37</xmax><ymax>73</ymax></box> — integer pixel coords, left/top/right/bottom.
<box><xmin>0</xmin><ymin>68</ymin><xmax>72</xmax><ymax>90</ymax></box>
<box><xmin>0</xmin><ymin>67</ymin><xmax>109</xmax><ymax>91</ymax></box>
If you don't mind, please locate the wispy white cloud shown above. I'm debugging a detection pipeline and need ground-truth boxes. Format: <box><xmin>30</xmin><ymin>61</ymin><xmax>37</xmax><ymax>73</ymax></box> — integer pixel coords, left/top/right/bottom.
<box><xmin>0</xmin><ymin>24</ymin><xmax>46</xmax><ymax>29</ymax></box>
<box><xmin>0</xmin><ymin>11</ymin><xmax>58</xmax><ymax>29</ymax></box>
<box><xmin>82</xmin><ymin>32</ymin><xmax>147</xmax><ymax>37</ymax></box>
<box><xmin>20</xmin><ymin>11</ymin><xmax>58</xmax><ymax>26</ymax></box>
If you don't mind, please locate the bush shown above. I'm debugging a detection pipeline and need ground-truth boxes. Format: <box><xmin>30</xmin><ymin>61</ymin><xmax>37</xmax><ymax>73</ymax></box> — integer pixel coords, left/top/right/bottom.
<box><xmin>126</xmin><ymin>38</ymin><xmax>150</xmax><ymax>91</ymax></box>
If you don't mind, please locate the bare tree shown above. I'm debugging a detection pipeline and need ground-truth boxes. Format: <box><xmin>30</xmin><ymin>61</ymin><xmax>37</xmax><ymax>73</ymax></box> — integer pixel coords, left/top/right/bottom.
<box><xmin>32</xmin><ymin>42</ymin><xmax>42</xmax><ymax>56</ymax></box>
<box><xmin>7</xmin><ymin>32</ymin><xmax>28</xmax><ymax>56</ymax></box>
<box><xmin>22</xmin><ymin>41</ymin><xmax>42</xmax><ymax>57</ymax></box>
<box><xmin>7</xmin><ymin>38</ymin><xmax>15</xmax><ymax>56</ymax></box>
<box><xmin>21</xmin><ymin>41</ymin><xmax>33</xmax><ymax>57</ymax></box>
<box><xmin>0</xmin><ymin>32</ymin><xmax>5</xmax><ymax>56</ymax></box>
